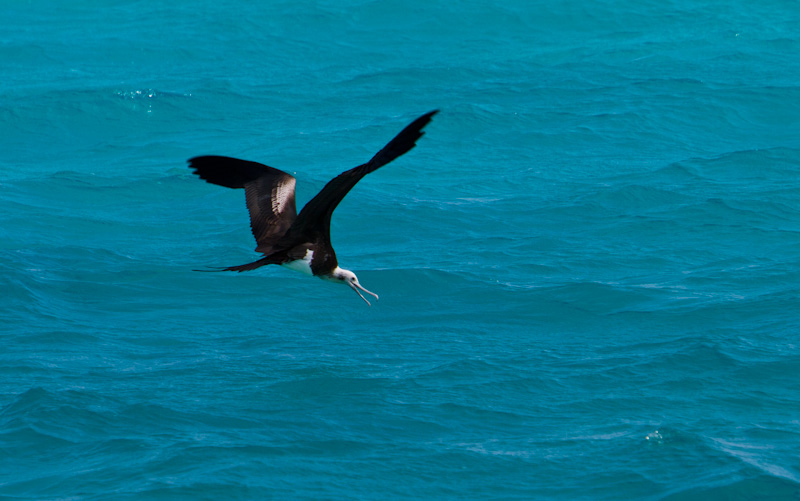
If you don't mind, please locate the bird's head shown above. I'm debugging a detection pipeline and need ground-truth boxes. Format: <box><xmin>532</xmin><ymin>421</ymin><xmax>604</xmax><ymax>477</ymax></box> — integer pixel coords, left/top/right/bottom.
<box><xmin>326</xmin><ymin>267</ymin><xmax>380</xmax><ymax>306</ymax></box>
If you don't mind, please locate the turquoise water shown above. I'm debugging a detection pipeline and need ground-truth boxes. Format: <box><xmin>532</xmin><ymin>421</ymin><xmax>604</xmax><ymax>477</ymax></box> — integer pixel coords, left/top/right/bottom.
<box><xmin>2</xmin><ymin>0</ymin><xmax>800</xmax><ymax>498</ymax></box>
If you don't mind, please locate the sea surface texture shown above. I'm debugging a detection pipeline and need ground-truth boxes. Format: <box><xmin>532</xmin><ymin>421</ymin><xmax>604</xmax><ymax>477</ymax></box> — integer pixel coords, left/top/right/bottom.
<box><xmin>2</xmin><ymin>1</ymin><xmax>800</xmax><ymax>499</ymax></box>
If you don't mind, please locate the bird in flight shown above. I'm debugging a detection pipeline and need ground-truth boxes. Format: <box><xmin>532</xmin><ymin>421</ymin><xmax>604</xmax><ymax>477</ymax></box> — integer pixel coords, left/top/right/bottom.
<box><xmin>189</xmin><ymin>110</ymin><xmax>438</xmax><ymax>306</ymax></box>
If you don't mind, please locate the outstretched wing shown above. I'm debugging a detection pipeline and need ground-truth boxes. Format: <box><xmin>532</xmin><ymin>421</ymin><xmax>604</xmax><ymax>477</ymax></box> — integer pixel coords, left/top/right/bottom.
<box><xmin>189</xmin><ymin>155</ymin><xmax>298</xmax><ymax>254</ymax></box>
<box><xmin>291</xmin><ymin>110</ymin><xmax>438</xmax><ymax>238</ymax></box>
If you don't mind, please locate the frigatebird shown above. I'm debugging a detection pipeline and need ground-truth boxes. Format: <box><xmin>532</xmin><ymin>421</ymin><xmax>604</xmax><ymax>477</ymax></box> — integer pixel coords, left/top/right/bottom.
<box><xmin>189</xmin><ymin>110</ymin><xmax>437</xmax><ymax>306</ymax></box>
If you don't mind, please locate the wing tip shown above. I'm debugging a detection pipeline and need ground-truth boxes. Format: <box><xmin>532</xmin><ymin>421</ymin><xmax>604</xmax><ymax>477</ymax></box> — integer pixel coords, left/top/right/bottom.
<box><xmin>413</xmin><ymin>109</ymin><xmax>439</xmax><ymax>129</ymax></box>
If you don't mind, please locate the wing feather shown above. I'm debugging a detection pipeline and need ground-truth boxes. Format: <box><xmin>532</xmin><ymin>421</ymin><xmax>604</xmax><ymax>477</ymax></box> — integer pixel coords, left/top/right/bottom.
<box><xmin>290</xmin><ymin>110</ymin><xmax>438</xmax><ymax>239</ymax></box>
<box><xmin>189</xmin><ymin>156</ymin><xmax>297</xmax><ymax>254</ymax></box>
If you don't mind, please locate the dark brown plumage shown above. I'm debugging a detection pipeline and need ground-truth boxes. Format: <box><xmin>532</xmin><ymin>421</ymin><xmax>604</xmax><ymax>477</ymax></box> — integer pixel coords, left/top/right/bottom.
<box><xmin>188</xmin><ymin>110</ymin><xmax>438</xmax><ymax>305</ymax></box>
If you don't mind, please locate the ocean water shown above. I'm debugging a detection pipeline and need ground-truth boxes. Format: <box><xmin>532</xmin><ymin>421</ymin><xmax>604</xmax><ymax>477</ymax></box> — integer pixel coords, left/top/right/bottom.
<box><xmin>2</xmin><ymin>0</ymin><xmax>800</xmax><ymax>498</ymax></box>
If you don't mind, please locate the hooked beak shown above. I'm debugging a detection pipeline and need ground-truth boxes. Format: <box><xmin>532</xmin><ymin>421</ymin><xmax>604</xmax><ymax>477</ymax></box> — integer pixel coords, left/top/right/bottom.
<box><xmin>348</xmin><ymin>281</ymin><xmax>380</xmax><ymax>306</ymax></box>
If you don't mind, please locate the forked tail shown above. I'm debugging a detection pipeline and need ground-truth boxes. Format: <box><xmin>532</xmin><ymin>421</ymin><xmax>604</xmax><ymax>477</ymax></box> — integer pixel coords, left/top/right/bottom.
<box><xmin>194</xmin><ymin>256</ymin><xmax>276</xmax><ymax>273</ymax></box>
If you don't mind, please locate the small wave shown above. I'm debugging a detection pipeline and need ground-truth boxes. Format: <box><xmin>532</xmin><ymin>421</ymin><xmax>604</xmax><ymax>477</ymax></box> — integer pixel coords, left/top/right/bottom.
<box><xmin>709</xmin><ymin>437</ymin><xmax>800</xmax><ymax>484</ymax></box>
<box><xmin>663</xmin><ymin>475</ymin><xmax>800</xmax><ymax>500</ymax></box>
<box><xmin>675</xmin><ymin>147</ymin><xmax>800</xmax><ymax>184</ymax></box>
<box><xmin>115</xmin><ymin>88</ymin><xmax>192</xmax><ymax>113</ymax></box>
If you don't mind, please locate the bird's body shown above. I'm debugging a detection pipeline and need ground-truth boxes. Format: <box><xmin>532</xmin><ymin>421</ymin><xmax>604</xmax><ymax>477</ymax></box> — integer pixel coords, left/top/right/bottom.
<box><xmin>189</xmin><ymin>110</ymin><xmax>437</xmax><ymax>305</ymax></box>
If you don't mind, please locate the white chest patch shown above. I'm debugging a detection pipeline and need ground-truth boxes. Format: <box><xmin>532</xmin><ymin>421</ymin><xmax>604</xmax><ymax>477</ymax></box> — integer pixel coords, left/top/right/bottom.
<box><xmin>281</xmin><ymin>249</ymin><xmax>314</xmax><ymax>276</ymax></box>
